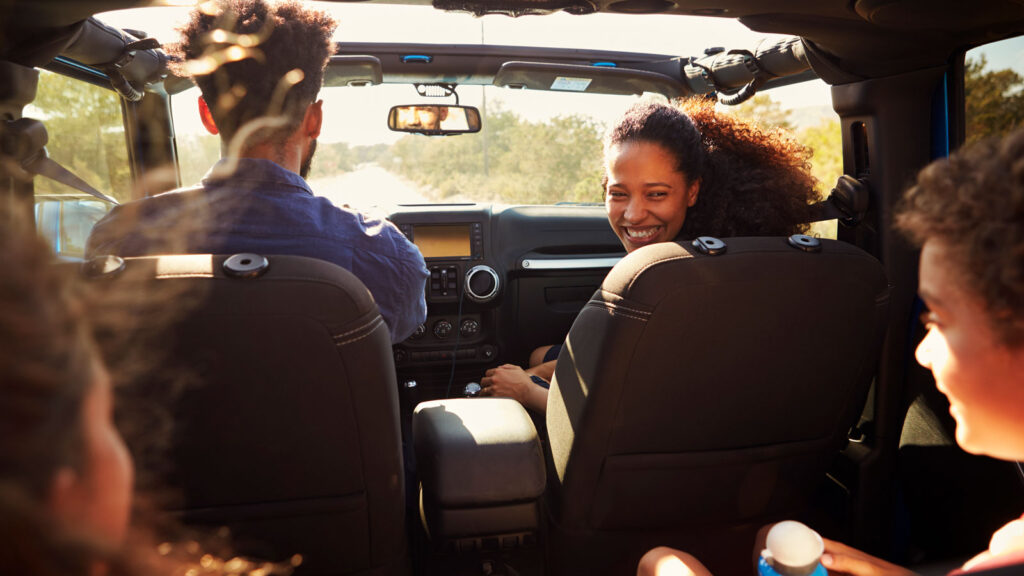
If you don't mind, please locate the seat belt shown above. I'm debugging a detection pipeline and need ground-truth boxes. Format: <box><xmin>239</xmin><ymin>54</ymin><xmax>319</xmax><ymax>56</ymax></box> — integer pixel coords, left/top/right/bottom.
<box><xmin>1</xmin><ymin>117</ymin><xmax>120</xmax><ymax>205</ymax></box>
<box><xmin>25</xmin><ymin>153</ymin><xmax>120</xmax><ymax>205</ymax></box>
<box><xmin>805</xmin><ymin>174</ymin><xmax>868</xmax><ymax>226</ymax></box>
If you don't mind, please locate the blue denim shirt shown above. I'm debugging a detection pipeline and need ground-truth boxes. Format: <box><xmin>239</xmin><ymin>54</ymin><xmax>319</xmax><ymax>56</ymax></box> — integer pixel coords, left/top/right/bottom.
<box><xmin>87</xmin><ymin>158</ymin><xmax>428</xmax><ymax>343</ymax></box>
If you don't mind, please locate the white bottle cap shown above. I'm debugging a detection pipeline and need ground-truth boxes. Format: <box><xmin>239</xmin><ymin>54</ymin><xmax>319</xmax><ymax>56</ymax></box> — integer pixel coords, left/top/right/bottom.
<box><xmin>763</xmin><ymin>520</ymin><xmax>824</xmax><ymax>573</ymax></box>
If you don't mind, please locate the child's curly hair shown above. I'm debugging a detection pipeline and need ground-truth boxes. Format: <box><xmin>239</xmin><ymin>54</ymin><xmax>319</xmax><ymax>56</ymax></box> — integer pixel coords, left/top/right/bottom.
<box><xmin>896</xmin><ymin>126</ymin><xmax>1024</xmax><ymax>347</ymax></box>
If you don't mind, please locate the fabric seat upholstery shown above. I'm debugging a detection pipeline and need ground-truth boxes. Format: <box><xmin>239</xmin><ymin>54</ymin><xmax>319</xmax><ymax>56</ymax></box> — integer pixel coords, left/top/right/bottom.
<box><xmin>544</xmin><ymin>237</ymin><xmax>890</xmax><ymax>575</ymax></box>
<box><xmin>94</xmin><ymin>254</ymin><xmax>406</xmax><ymax>576</ymax></box>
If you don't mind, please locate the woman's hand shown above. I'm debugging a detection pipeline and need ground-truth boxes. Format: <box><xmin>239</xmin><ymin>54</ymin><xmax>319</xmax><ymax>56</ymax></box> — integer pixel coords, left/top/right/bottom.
<box><xmin>820</xmin><ymin>538</ymin><xmax>918</xmax><ymax>576</ymax></box>
<box><xmin>481</xmin><ymin>364</ymin><xmax>536</xmax><ymax>402</ymax></box>
<box><xmin>480</xmin><ymin>364</ymin><xmax>548</xmax><ymax>413</ymax></box>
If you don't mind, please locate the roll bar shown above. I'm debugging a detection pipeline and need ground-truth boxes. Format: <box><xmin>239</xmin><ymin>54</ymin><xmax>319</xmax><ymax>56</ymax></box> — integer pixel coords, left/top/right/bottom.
<box><xmin>60</xmin><ymin>17</ymin><xmax>169</xmax><ymax>101</ymax></box>
<box><xmin>682</xmin><ymin>36</ymin><xmax>812</xmax><ymax>105</ymax></box>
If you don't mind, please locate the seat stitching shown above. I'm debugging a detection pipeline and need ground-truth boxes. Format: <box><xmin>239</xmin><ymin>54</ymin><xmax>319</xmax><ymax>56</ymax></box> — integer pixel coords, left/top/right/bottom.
<box><xmin>594</xmin><ymin>295</ymin><xmax>652</xmax><ymax>316</ymax></box>
<box><xmin>626</xmin><ymin>254</ymin><xmax>693</xmax><ymax>289</ymax></box>
<box><xmin>584</xmin><ymin>301</ymin><xmax>650</xmax><ymax>322</ymax></box>
<box><xmin>332</xmin><ymin>316</ymin><xmax>384</xmax><ymax>342</ymax></box>
<box><xmin>334</xmin><ymin>326</ymin><xmax>381</xmax><ymax>347</ymax></box>
<box><xmin>587</xmin><ymin>299</ymin><xmax>652</xmax><ymax>316</ymax></box>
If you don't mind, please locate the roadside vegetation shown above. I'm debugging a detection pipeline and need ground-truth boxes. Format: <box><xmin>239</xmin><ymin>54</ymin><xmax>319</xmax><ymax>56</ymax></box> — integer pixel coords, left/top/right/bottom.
<box><xmin>31</xmin><ymin>57</ymin><xmax>1024</xmax><ymax>207</ymax></box>
<box><xmin>312</xmin><ymin>93</ymin><xmax>843</xmax><ymax>206</ymax></box>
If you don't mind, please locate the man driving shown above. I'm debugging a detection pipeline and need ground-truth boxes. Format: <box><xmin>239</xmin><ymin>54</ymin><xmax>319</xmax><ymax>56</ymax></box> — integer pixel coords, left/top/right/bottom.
<box><xmin>86</xmin><ymin>0</ymin><xmax>428</xmax><ymax>343</ymax></box>
<box><xmin>396</xmin><ymin>105</ymin><xmax>447</xmax><ymax>131</ymax></box>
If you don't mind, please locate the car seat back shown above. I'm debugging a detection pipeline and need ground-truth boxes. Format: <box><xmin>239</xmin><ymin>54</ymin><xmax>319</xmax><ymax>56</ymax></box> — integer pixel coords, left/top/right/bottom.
<box><xmin>91</xmin><ymin>253</ymin><xmax>406</xmax><ymax>576</ymax></box>
<box><xmin>545</xmin><ymin>237</ymin><xmax>890</xmax><ymax>575</ymax></box>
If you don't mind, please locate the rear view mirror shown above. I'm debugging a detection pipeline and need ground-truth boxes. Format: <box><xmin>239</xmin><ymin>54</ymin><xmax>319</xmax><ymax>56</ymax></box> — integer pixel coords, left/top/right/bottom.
<box><xmin>388</xmin><ymin>105</ymin><xmax>482</xmax><ymax>135</ymax></box>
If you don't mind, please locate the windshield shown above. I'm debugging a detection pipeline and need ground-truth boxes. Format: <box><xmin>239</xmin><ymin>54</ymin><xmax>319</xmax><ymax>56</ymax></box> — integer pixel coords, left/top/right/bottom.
<box><xmin>172</xmin><ymin>84</ymin><xmax>659</xmax><ymax>208</ymax></box>
<box><xmin>105</xmin><ymin>4</ymin><xmax>837</xmax><ymax>210</ymax></box>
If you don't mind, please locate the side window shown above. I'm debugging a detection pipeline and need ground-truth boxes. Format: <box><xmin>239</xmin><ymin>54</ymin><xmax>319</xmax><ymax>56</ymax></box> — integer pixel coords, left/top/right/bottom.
<box><xmin>25</xmin><ymin>70</ymin><xmax>130</xmax><ymax>259</ymax></box>
<box><xmin>170</xmin><ymin>86</ymin><xmax>221</xmax><ymax>187</ymax></box>
<box><xmin>964</xmin><ymin>35</ymin><xmax>1024</xmax><ymax>143</ymax></box>
<box><xmin>721</xmin><ymin>79</ymin><xmax>841</xmax><ymax>239</ymax></box>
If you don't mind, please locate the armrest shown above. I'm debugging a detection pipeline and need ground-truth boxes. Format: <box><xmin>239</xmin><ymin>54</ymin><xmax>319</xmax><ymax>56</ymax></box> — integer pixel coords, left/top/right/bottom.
<box><xmin>413</xmin><ymin>398</ymin><xmax>546</xmax><ymax>508</ymax></box>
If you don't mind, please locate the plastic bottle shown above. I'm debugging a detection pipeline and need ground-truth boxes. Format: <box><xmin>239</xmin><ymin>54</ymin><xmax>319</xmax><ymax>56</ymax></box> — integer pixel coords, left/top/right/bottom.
<box><xmin>757</xmin><ymin>521</ymin><xmax>827</xmax><ymax>576</ymax></box>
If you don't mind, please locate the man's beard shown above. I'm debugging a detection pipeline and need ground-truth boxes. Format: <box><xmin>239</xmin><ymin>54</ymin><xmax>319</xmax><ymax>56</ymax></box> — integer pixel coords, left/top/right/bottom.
<box><xmin>300</xmin><ymin>138</ymin><xmax>317</xmax><ymax>179</ymax></box>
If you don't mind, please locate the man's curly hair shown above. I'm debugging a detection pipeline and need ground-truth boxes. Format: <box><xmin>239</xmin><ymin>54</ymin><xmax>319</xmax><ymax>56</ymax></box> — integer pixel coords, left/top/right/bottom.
<box><xmin>168</xmin><ymin>0</ymin><xmax>336</xmax><ymax>145</ymax></box>
<box><xmin>605</xmin><ymin>98</ymin><xmax>818</xmax><ymax>239</ymax></box>
<box><xmin>896</xmin><ymin>126</ymin><xmax>1024</xmax><ymax>347</ymax></box>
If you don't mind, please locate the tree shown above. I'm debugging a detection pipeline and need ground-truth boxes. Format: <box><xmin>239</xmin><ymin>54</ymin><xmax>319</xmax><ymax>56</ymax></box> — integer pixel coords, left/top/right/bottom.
<box><xmin>726</xmin><ymin>93</ymin><xmax>793</xmax><ymax>130</ymax></box>
<box><xmin>384</xmin><ymin>105</ymin><xmax>604</xmax><ymax>205</ymax></box>
<box><xmin>29</xmin><ymin>70</ymin><xmax>133</xmax><ymax>202</ymax></box>
<box><xmin>798</xmin><ymin>118</ymin><xmax>842</xmax><ymax>196</ymax></box>
<box><xmin>798</xmin><ymin>117</ymin><xmax>843</xmax><ymax>238</ymax></box>
<box><xmin>307</xmin><ymin>141</ymin><xmax>355</xmax><ymax>180</ymax></box>
<box><xmin>964</xmin><ymin>55</ymin><xmax>1024</xmax><ymax>143</ymax></box>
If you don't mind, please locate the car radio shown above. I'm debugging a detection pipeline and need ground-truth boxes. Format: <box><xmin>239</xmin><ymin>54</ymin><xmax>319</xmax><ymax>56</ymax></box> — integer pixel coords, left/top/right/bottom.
<box><xmin>393</xmin><ymin>214</ymin><xmax>499</xmax><ymax>367</ymax></box>
<box><xmin>398</xmin><ymin>222</ymin><xmax>483</xmax><ymax>261</ymax></box>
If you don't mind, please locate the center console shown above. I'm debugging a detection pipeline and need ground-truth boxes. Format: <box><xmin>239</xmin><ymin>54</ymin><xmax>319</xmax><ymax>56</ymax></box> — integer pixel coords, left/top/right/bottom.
<box><xmin>392</xmin><ymin>207</ymin><xmax>502</xmax><ymax>369</ymax></box>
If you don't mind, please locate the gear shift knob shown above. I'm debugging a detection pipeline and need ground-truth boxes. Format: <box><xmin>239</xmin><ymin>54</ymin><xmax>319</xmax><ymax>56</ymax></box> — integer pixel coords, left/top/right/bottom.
<box><xmin>464</xmin><ymin>382</ymin><xmax>482</xmax><ymax>397</ymax></box>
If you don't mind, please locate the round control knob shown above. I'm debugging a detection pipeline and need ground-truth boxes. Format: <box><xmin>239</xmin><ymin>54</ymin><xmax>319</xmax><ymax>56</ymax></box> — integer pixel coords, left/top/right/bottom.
<box><xmin>433</xmin><ymin>319</ymin><xmax>453</xmax><ymax>339</ymax></box>
<box><xmin>464</xmin><ymin>382</ymin><xmax>482</xmax><ymax>397</ymax></box>
<box><xmin>480</xmin><ymin>344</ymin><xmax>497</xmax><ymax>360</ymax></box>
<box><xmin>465</xmin><ymin>265</ymin><xmax>500</xmax><ymax>302</ymax></box>
<box><xmin>409</xmin><ymin>324</ymin><xmax>426</xmax><ymax>340</ymax></box>
<box><xmin>460</xmin><ymin>319</ymin><xmax>480</xmax><ymax>337</ymax></box>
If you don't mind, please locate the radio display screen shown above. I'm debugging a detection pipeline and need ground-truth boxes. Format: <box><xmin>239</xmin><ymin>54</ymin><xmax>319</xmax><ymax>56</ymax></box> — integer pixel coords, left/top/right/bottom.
<box><xmin>413</xmin><ymin>225</ymin><xmax>472</xmax><ymax>258</ymax></box>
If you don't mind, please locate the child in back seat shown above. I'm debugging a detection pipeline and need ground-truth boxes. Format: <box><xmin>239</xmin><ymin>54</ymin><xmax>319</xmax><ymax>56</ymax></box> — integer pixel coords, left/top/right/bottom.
<box><xmin>637</xmin><ymin>125</ymin><xmax>1024</xmax><ymax>576</ymax></box>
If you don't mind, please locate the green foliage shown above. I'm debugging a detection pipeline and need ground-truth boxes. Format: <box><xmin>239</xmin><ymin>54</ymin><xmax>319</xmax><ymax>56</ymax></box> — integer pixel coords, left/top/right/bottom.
<box><xmin>384</xmin><ymin>104</ymin><xmax>605</xmax><ymax>205</ymax></box>
<box><xmin>965</xmin><ymin>55</ymin><xmax>1024</xmax><ymax>143</ymax></box>
<box><xmin>308</xmin><ymin>141</ymin><xmax>355</xmax><ymax>179</ymax></box>
<box><xmin>30</xmin><ymin>71</ymin><xmax>132</xmax><ymax>202</ymax></box>
<box><xmin>799</xmin><ymin>118</ymin><xmax>842</xmax><ymax>196</ymax></box>
<box><xmin>723</xmin><ymin>93</ymin><xmax>841</xmax><ymax>194</ymax></box>
<box><xmin>796</xmin><ymin>117</ymin><xmax>841</xmax><ymax>239</ymax></box>
<box><xmin>728</xmin><ymin>94</ymin><xmax>794</xmax><ymax>131</ymax></box>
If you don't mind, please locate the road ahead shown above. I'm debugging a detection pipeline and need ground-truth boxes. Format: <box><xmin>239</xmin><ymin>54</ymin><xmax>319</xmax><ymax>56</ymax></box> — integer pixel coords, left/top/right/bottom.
<box><xmin>308</xmin><ymin>163</ymin><xmax>432</xmax><ymax>211</ymax></box>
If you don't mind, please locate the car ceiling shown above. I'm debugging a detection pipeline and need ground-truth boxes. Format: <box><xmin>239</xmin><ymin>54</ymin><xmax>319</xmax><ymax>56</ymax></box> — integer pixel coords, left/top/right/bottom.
<box><xmin>1</xmin><ymin>0</ymin><xmax>1023</xmax><ymax>83</ymax></box>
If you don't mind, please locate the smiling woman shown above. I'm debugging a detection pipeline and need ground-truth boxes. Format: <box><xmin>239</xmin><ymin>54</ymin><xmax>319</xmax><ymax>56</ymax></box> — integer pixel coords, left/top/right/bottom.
<box><xmin>605</xmin><ymin>139</ymin><xmax>699</xmax><ymax>251</ymax></box>
<box><xmin>604</xmin><ymin>99</ymin><xmax>818</xmax><ymax>248</ymax></box>
<box><xmin>481</xmin><ymin>97</ymin><xmax>820</xmax><ymax>408</ymax></box>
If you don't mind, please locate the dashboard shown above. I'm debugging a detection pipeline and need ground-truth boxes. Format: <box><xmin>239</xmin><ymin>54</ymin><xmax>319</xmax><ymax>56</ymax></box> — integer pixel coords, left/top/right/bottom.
<box><xmin>392</xmin><ymin>207</ymin><xmax>499</xmax><ymax>369</ymax></box>
<box><xmin>388</xmin><ymin>204</ymin><xmax>626</xmax><ymax>399</ymax></box>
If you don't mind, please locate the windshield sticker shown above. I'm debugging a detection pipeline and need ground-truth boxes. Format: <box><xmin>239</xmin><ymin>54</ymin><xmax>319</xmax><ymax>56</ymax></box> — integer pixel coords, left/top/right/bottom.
<box><xmin>551</xmin><ymin>77</ymin><xmax>592</xmax><ymax>92</ymax></box>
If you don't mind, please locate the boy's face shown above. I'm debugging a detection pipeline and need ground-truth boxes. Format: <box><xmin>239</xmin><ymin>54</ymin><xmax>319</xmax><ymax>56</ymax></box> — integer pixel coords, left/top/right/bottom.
<box><xmin>915</xmin><ymin>240</ymin><xmax>1024</xmax><ymax>461</ymax></box>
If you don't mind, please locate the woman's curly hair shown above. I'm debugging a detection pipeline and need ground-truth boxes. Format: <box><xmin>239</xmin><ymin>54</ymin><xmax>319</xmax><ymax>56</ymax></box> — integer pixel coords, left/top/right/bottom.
<box><xmin>168</xmin><ymin>0</ymin><xmax>336</xmax><ymax>144</ymax></box>
<box><xmin>605</xmin><ymin>98</ymin><xmax>818</xmax><ymax>239</ymax></box>
<box><xmin>896</xmin><ymin>126</ymin><xmax>1024</xmax><ymax>347</ymax></box>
